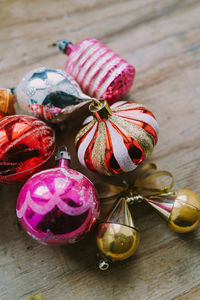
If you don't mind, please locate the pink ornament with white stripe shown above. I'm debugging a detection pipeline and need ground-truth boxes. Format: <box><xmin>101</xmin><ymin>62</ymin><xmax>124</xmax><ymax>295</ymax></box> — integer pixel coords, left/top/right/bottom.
<box><xmin>56</xmin><ymin>39</ymin><xmax>135</xmax><ymax>104</ymax></box>
<box><xmin>75</xmin><ymin>100</ymin><xmax>159</xmax><ymax>176</ymax></box>
<box><xmin>16</xmin><ymin>147</ymin><xmax>99</xmax><ymax>245</ymax></box>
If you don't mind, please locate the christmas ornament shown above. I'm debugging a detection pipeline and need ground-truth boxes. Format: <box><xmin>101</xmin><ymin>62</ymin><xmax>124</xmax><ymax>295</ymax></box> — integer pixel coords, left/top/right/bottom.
<box><xmin>15</xmin><ymin>67</ymin><xmax>91</xmax><ymax>123</ymax></box>
<box><xmin>96</xmin><ymin>163</ymin><xmax>200</xmax><ymax>269</ymax></box>
<box><xmin>144</xmin><ymin>189</ymin><xmax>200</xmax><ymax>233</ymax></box>
<box><xmin>0</xmin><ymin>88</ymin><xmax>15</xmax><ymax>116</ymax></box>
<box><xmin>55</xmin><ymin>38</ymin><xmax>135</xmax><ymax>104</ymax></box>
<box><xmin>0</xmin><ymin>115</ymin><xmax>55</xmax><ymax>184</ymax></box>
<box><xmin>96</xmin><ymin>195</ymin><xmax>139</xmax><ymax>270</ymax></box>
<box><xmin>16</xmin><ymin>147</ymin><xmax>99</xmax><ymax>245</ymax></box>
<box><xmin>75</xmin><ymin>99</ymin><xmax>159</xmax><ymax>175</ymax></box>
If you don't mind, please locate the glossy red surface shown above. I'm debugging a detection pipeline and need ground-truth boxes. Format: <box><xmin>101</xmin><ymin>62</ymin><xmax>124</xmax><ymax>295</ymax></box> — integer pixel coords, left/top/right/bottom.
<box><xmin>0</xmin><ymin>115</ymin><xmax>55</xmax><ymax>183</ymax></box>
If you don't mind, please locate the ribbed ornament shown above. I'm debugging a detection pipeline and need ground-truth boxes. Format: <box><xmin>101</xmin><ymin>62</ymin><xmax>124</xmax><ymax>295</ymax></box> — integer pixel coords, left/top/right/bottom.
<box><xmin>57</xmin><ymin>38</ymin><xmax>135</xmax><ymax>104</ymax></box>
<box><xmin>75</xmin><ymin>100</ymin><xmax>159</xmax><ymax>176</ymax></box>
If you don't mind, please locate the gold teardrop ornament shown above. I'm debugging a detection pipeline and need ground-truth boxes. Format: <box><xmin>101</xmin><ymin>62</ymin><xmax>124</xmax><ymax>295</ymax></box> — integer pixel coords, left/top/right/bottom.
<box><xmin>96</xmin><ymin>196</ymin><xmax>140</xmax><ymax>270</ymax></box>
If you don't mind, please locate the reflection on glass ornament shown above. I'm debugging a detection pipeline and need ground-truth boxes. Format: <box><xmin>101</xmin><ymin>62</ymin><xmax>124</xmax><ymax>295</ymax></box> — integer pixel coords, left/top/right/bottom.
<box><xmin>15</xmin><ymin>67</ymin><xmax>91</xmax><ymax>123</ymax></box>
<box><xmin>96</xmin><ymin>195</ymin><xmax>140</xmax><ymax>270</ymax></box>
<box><xmin>144</xmin><ymin>189</ymin><xmax>200</xmax><ymax>233</ymax></box>
<box><xmin>0</xmin><ymin>115</ymin><xmax>55</xmax><ymax>184</ymax></box>
<box><xmin>16</xmin><ymin>147</ymin><xmax>100</xmax><ymax>245</ymax></box>
<box><xmin>55</xmin><ymin>38</ymin><xmax>135</xmax><ymax>104</ymax></box>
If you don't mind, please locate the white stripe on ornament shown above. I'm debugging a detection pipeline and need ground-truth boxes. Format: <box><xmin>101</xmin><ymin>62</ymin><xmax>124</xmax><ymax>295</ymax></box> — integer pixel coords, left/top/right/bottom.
<box><xmin>77</xmin><ymin>122</ymin><xmax>98</xmax><ymax>167</ymax></box>
<box><xmin>110</xmin><ymin>101</ymin><xmax>127</xmax><ymax>109</ymax></box>
<box><xmin>96</xmin><ymin>62</ymin><xmax>128</xmax><ymax>98</ymax></box>
<box><xmin>115</xmin><ymin>111</ymin><xmax>159</xmax><ymax>135</ymax></box>
<box><xmin>82</xmin><ymin>51</ymin><xmax>114</xmax><ymax>91</ymax></box>
<box><xmin>77</xmin><ymin>47</ymin><xmax>109</xmax><ymax>83</ymax></box>
<box><xmin>106</xmin><ymin>120</ymin><xmax>137</xmax><ymax>172</ymax></box>
<box><xmin>72</xmin><ymin>43</ymin><xmax>100</xmax><ymax>78</ymax></box>
<box><xmin>66</xmin><ymin>40</ymin><xmax>94</xmax><ymax>73</ymax></box>
<box><xmin>90</xmin><ymin>56</ymin><xmax>121</xmax><ymax>96</ymax></box>
<box><xmin>82</xmin><ymin>116</ymin><xmax>93</xmax><ymax>125</ymax></box>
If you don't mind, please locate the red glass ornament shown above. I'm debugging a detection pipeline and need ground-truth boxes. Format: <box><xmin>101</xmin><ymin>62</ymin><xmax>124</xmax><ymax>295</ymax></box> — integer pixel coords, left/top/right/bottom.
<box><xmin>0</xmin><ymin>115</ymin><xmax>55</xmax><ymax>184</ymax></box>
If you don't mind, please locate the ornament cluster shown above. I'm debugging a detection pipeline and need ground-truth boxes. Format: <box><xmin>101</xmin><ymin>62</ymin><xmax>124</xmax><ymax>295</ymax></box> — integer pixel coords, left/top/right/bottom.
<box><xmin>0</xmin><ymin>37</ymin><xmax>199</xmax><ymax>271</ymax></box>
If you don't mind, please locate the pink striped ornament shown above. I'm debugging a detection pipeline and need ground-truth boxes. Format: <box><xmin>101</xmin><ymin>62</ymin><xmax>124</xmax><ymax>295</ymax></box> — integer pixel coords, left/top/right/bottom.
<box><xmin>57</xmin><ymin>38</ymin><xmax>135</xmax><ymax>104</ymax></box>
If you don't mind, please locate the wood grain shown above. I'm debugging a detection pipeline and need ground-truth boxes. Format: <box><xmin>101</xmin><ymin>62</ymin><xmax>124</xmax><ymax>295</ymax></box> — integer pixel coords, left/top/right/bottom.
<box><xmin>0</xmin><ymin>0</ymin><xmax>200</xmax><ymax>299</ymax></box>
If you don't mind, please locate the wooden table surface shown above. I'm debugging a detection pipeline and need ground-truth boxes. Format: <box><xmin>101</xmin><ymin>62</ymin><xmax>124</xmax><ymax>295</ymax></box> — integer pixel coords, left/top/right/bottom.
<box><xmin>1</xmin><ymin>0</ymin><xmax>200</xmax><ymax>299</ymax></box>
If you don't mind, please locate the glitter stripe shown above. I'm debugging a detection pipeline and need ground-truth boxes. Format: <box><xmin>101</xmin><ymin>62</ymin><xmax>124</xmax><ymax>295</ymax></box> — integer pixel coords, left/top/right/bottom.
<box><xmin>72</xmin><ymin>43</ymin><xmax>100</xmax><ymax>79</ymax></box>
<box><xmin>90</xmin><ymin>56</ymin><xmax>121</xmax><ymax>97</ymax></box>
<box><xmin>83</xmin><ymin>51</ymin><xmax>115</xmax><ymax>93</ymax></box>
<box><xmin>77</xmin><ymin>47</ymin><xmax>110</xmax><ymax>86</ymax></box>
<box><xmin>75</xmin><ymin>119</ymin><xmax>95</xmax><ymax>145</ymax></box>
<box><xmin>115</xmin><ymin>111</ymin><xmax>159</xmax><ymax>135</ymax></box>
<box><xmin>77</xmin><ymin>122</ymin><xmax>98</xmax><ymax>167</ymax></box>
<box><xmin>96</xmin><ymin>62</ymin><xmax>128</xmax><ymax>99</ymax></box>
<box><xmin>106</xmin><ymin>120</ymin><xmax>137</xmax><ymax>172</ymax></box>
<box><xmin>66</xmin><ymin>40</ymin><xmax>95</xmax><ymax>74</ymax></box>
<box><xmin>110</xmin><ymin>115</ymin><xmax>154</xmax><ymax>157</ymax></box>
<box><xmin>91</xmin><ymin>121</ymin><xmax>110</xmax><ymax>175</ymax></box>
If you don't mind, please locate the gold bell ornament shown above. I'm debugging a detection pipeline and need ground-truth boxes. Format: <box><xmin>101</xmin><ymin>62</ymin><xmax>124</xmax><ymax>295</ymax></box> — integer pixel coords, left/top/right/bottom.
<box><xmin>132</xmin><ymin>163</ymin><xmax>200</xmax><ymax>233</ymax></box>
<box><xmin>96</xmin><ymin>192</ymin><xmax>140</xmax><ymax>270</ymax></box>
<box><xmin>96</xmin><ymin>163</ymin><xmax>200</xmax><ymax>270</ymax></box>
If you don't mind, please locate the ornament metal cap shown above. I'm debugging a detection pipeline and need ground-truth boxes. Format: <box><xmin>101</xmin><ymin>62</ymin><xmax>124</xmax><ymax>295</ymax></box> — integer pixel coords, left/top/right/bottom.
<box><xmin>105</xmin><ymin>196</ymin><xmax>137</xmax><ymax>229</ymax></box>
<box><xmin>52</xmin><ymin>39</ymin><xmax>73</xmax><ymax>54</ymax></box>
<box><xmin>55</xmin><ymin>146</ymin><xmax>71</xmax><ymax>161</ymax></box>
<box><xmin>89</xmin><ymin>99</ymin><xmax>112</xmax><ymax>122</ymax></box>
<box><xmin>144</xmin><ymin>189</ymin><xmax>200</xmax><ymax>233</ymax></box>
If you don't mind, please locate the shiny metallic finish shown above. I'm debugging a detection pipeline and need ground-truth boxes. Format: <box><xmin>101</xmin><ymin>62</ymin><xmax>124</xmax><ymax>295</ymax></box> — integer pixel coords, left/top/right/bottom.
<box><xmin>144</xmin><ymin>191</ymin><xmax>176</xmax><ymax>222</ymax></box>
<box><xmin>99</xmin><ymin>259</ymin><xmax>110</xmax><ymax>271</ymax></box>
<box><xmin>96</xmin><ymin>196</ymin><xmax>140</xmax><ymax>266</ymax></box>
<box><xmin>15</xmin><ymin>67</ymin><xmax>91</xmax><ymax>123</ymax></box>
<box><xmin>106</xmin><ymin>196</ymin><xmax>137</xmax><ymax>228</ymax></box>
<box><xmin>76</xmin><ymin>100</ymin><xmax>159</xmax><ymax>176</ymax></box>
<box><xmin>168</xmin><ymin>189</ymin><xmax>200</xmax><ymax>233</ymax></box>
<box><xmin>96</xmin><ymin>223</ymin><xmax>140</xmax><ymax>261</ymax></box>
<box><xmin>145</xmin><ymin>189</ymin><xmax>200</xmax><ymax>233</ymax></box>
<box><xmin>16</xmin><ymin>148</ymin><xmax>99</xmax><ymax>245</ymax></box>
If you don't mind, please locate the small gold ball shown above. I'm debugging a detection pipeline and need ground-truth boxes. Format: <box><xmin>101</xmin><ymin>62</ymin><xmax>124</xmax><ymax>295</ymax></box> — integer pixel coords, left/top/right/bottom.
<box><xmin>96</xmin><ymin>223</ymin><xmax>140</xmax><ymax>261</ymax></box>
<box><xmin>168</xmin><ymin>189</ymin><xmax>200</xmax><ymax>233</ymax></box>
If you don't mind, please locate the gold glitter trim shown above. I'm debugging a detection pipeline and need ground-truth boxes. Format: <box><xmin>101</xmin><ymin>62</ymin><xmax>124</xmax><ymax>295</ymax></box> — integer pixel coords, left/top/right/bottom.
<box><xmin>75</xmin><ymin>118</ymin><xmax>95</xmax><ymax>145</ymax></box>
<box><xmin>91</xmin><ymin>121</ymin><xmax>111</xmax><ymax>176</ymax></box>
<box><xmin>109</xmin><ymin>115</ymin><xmax>155</xmax><ymax>157</ymax></box>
